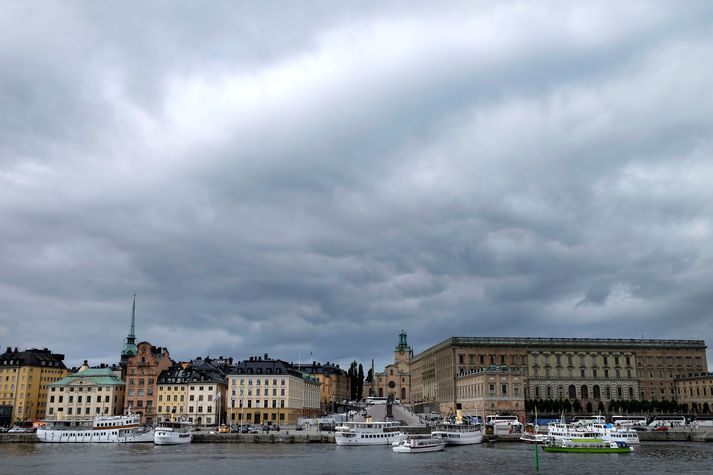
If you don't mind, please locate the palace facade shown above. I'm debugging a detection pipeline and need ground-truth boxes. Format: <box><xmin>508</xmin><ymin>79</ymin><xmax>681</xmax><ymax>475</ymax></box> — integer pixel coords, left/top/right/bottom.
<box><xmin>411</xmin><ymin>337</ymin><xmax>708</xmax><ymax>415</ymax></box>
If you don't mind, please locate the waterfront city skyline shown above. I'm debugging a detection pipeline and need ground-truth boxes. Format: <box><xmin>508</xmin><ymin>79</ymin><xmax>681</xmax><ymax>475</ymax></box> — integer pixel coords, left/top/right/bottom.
<box><xmin>1</xmin><ymin>1</ymin><xmax>713</xmax><ymax>370</ymax></box>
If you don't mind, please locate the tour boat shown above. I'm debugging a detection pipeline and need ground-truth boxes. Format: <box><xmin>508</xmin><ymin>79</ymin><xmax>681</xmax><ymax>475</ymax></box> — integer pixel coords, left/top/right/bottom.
<box><xmin>392</xmin><ymin>434</ymin><xmax>446</xmax><ymax>453</ymax></box>
<box><xmin>154</xmin><ymin>421</ymin><xmax>193</xmax><ymax>445</ymax></box>
<box><xmin>485</xmin><ymin>414</ymin><xmax>523</xmax><ymax>434</ymax></box>
<box><xmin>582</xmin><ymin>422</ymin><xmax>640</xmax><ymax>445</ymax></box>
<box><xmin>335</xmin><ymin>420</ymin><xmax>403</xmax><ymax>446</ymax></box>
<box><xmin>431</xmin><ymin>409</ymin><xmax>483</xmax><ymax>445</ymax></box>
<box><xmin>543</xmin><ymin>437</ymin><xmax>633</xmax><ymax>453</ymax></box>
<box><xmin>36</xmin><ymin>414</ymin><xmax>154</xmax><ymax>443</ymax></box>
<box><xmin>432</xmin><ymin>423</ymin><xmax>483</xmax><ymax>445</ymax></box>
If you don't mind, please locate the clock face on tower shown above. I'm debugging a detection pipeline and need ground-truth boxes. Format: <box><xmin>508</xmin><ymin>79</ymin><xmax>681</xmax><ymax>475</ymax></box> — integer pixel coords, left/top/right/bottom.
<box><xmin>399</xmin><ymin>350</ymin><xmax>404</xmax><ymax>355</ymax></box>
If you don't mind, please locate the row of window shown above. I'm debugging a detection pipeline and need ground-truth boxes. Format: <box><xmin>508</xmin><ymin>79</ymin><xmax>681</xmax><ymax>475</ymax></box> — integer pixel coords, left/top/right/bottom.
<box><xmin>230</xmin><ymin>378</ymin><xmax>286</xmax><ymax>386</ymax></box>
<box><xmin>157</xmin><ymin>405</ymin><xmax>212</xmax><ymax>413</ymax></box>
<box><xmin>49</xmin><ymin>395</ymin><xmax>115</xmax><ymax>404</ymax></box>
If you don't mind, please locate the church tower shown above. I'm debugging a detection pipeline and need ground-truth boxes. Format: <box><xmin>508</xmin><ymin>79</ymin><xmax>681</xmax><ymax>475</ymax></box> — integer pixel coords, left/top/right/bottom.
<box><xmin>394</xmin><ymin>328</ymin><xmax>412</xmax><ymax>365</ymax></box>
<box><xmin>120</xmin><ymin>295</ymin><xmax>138</xmax><ymax>371</ymax></box>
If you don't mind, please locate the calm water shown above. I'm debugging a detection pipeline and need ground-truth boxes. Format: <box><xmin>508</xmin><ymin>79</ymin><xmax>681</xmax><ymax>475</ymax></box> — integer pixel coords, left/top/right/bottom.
<box><xmin>1</xmin><ymin>442</ymin><xmax>712</xmax><ymax>474</ymax></box>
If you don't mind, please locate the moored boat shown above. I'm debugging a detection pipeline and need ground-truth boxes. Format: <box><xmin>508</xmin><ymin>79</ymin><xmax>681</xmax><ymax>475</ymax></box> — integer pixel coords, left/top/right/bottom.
<box><xmin>543</xmin><ymin>437</ymin><xmax>633</xmax><ymax>453</ymax></box>
<box><xmin>154</xmin><ymin>420</ymin><xmax>193</xmax><ymax>445</ymax></box>
<box><xmin>431</xmin><ymin>408</ymin><xmax>483</xmax><ymax>445</ymax></box>
<box><xmin>392</xmin><ymin>434</ymin><xmax>446</xmax><ymax>453</ymax></box>
<box><xmin>36</xmin><ymin>414</ymin><xmax>154</xmax><ymax>443</ymax></box>
<box><xmin>335</xmin><ymin>420</ymin><xmax>402</xmax><ymax>446</ymax></box>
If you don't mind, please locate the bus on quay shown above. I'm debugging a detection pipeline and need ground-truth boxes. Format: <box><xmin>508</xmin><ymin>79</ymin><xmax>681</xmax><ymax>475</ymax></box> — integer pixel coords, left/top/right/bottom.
<box><xmin>611</xmin><ymin>415</ymin><xmax>648</xmax><ymax>427</ymax></box>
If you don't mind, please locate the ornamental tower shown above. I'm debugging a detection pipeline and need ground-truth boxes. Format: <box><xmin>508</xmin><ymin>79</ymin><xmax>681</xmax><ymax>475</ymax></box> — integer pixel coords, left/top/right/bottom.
<box><xmin>120</xmin><ymin>295</ymin><xmax>138</xmax><ymax>370</ymax></box>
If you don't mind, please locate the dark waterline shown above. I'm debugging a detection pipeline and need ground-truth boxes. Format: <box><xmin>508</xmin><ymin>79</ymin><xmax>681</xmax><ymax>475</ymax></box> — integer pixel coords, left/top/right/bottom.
<box><xmin>2</xmin><ymin>442</ymin><xmax>713</xmax><ymax>475</ymax></box>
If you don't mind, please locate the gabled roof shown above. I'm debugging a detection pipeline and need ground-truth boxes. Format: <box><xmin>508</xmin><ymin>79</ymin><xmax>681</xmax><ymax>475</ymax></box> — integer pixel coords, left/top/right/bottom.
<box><xmin>0</xmin><ymin>347</ymin><xmax>66</xmax><ymax>369</ymax></box>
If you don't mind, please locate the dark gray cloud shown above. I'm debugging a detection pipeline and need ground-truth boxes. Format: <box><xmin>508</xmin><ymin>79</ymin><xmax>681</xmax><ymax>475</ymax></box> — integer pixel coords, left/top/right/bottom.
<box><xmin>1</xmin><ymin>1</ymin><xmax>713</xmax><ymax>369</ymax></box>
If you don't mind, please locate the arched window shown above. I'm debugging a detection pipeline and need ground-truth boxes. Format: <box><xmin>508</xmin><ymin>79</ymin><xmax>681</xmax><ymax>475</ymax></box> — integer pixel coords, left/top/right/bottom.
<box><xmin>593</xmin><ymin>385</ymin><xmax>601</xmax><ymax>400</ymax></box>
<box><xmin>401</xmin><ymin>387</ymin><xmax>406</xmax><ymax>400</ymax></box>
<box><xmin>547</xmin><ymin>386</ymin><xmax>552</xmax><ymax>398</ymax></box>
<box><xmin>628</xmin><ymin>387</ymin><xmax>634</xmax><ymax>399</ymax></box>
<box><xmin>558</xmin><ymin>386</ymin><xmax>563</xmax><ymax>399</ymax></box>
<box><xmin>378</xmin><ymin>387</ymin><xmax>383</xmax><ymax>397</ymax></box>
<box><xmin>568</xmin><ymin>385</ymin><xmax>576</xmax><ymax>400</ymax></box>
<box><xmin>581</xmin><ymin>385</ymin><xmax>589</xmax><ymax>400</ymax></box>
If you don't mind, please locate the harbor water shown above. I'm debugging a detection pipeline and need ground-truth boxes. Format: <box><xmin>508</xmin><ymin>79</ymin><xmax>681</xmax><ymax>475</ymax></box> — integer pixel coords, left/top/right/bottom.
<box><xmin>1</xmin><ymin>442</ymin><xmax>713</xmax><ymax>474</ymax></box>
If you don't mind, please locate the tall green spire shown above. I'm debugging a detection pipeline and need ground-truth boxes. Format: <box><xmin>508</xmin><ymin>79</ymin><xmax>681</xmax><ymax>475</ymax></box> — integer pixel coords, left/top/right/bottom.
<box><xmin>122</xmin><ymin>294</ymin><xmax>138</xmax><ymax>357</ymax></box>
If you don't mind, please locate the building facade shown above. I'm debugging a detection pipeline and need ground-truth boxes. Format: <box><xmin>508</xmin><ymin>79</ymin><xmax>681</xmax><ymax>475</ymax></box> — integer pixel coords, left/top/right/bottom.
<box><xmin>675</xmin><ymin>372</ymin><xmax>713</xmax><ymax>413</ymax></box>
<box><xmin>0</xmin><ymin>347</ymin><xmax>67</xmax><ymax>423</ymax></box>
<box><xmin>411</xmin><ymin>337</ymin><xmax>707</xmax><ymax>414</ymax></box>
<box><xmin>46</xmin><ymin>363</ymin><xmax>125</xmax><ymax>419</ymax></box>
<box><xmin>456</xmin><ymin>366</ymin><xmax>525</xmax><ymax>421</ymax></box>
<box><xmin>295</xmin><ymin>362</ymin><xmax>350</xmax><ymax>412</ymax></box>
<box><xmin>122</xmin><ymin>341</ymin><xmax>172</xmax><ymax>424</ymax></box>
<box><xmin>225</xmin><ymin>355</ymin><xmax>320</xmax><ymax>425</ymax></box>
<box><xmin>156</xmin><ymin>357</ymin><xmax>227</xmax><ymax>426</ymax></box>
<box><xmin>368</xmin><ymin>330</ymin><xmax>413</xmax><ymax>403</ymax></box>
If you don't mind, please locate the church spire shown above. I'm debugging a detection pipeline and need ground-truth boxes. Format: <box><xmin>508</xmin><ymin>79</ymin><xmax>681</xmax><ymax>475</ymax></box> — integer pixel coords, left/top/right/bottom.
<box><xmin>122</xmin><ymin>294</ymin><xmax>138</xmax><ymax>357</ymax></box>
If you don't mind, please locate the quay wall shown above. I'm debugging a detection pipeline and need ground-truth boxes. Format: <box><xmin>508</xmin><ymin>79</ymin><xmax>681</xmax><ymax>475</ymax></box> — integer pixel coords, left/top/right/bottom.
<box><xmin>3</xmin><ymin>429</ymin><xmax>713</xmax><ymax>444</ymax></box>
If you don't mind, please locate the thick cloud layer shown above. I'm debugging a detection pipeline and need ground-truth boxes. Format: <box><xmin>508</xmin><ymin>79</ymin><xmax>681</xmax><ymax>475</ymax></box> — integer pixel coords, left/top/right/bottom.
<box><xmin>2</xmin><ymin>1</ymin><xmax>712</xmax><ymax>369</ymax></box>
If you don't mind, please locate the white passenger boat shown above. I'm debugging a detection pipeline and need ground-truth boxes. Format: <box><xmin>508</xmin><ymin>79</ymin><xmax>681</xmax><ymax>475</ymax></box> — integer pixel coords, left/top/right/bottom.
<box><xmin>393</xmin><ymin>434</ymin><xmax>446</xmax><ymax>453</ymax></box>
<box><xmin>36</xmin><ymin>414</ymin><xmax>154</xmax><ymax>443</ymax></box>
<box><xmin>335</xmin><ymin>420</ymin><xmax>402</xmax><ymax>446</ymax></box>
<box><xmin>584</xmin><ymin>422</ymin><xmax>640</xmax><ymax>445</ymax></box>
<box><xmin>432</xmin><ymin>423</ymin><xmax>483</xmax><ymax>445</ymax></box>
<box><xmin>431</xmin><ymin>409</ymin><xmax>483</xmax><ymax>445</ymax></box>
<box><xmin>154</xmin><ymin>421</ymin><xmax>193</xmax><ymax>445</ymax></box>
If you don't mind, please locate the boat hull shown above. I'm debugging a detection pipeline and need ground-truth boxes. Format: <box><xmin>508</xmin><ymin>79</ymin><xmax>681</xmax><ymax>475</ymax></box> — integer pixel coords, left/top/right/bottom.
<box><xmin>36</xmin><ymin>428</ymin><xmax>154</xmax><ymax>443</ymax></box>
<box><xmin>154</xmin><ymin>432</ymin><xmax>193</xmax><ymax>445</ymax></box>
<box><xmin>543</xmin><ymin>446</ymin><xmax>632</xmax><ymax>453</ymax></box>
<box><xmin>432</xmin><ymin>430</ymin><xmax>483</xmax><ymax>445</ymax></box>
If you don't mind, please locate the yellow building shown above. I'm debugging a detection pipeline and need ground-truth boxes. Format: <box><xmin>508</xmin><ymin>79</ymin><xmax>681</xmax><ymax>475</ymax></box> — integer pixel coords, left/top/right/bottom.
<box><xmin>295</xmin><ymin>362</ymin><xmax>350</xmax><ymax>412</ymax></box>
<box><xmin>45</xmin><ymin>362</ymin><xmax>125</xmax><ymax>419</ymax></box>
<box><xmin>156</xmin><ymin>358</ymin><xmax>227</xmax><ymax>427</ymax></box>
<box><xmin>0</xmin><ymin>347</ymin><xmax>67</xmax><ymax>424</ymax></box>
<box><xmin>675</xmin><ymin>372</ymin><xmax>713</xmax><ymax>414</ymax></box>
<box><xmin>226</xmin><ymin>355</ymin><xmax>320</xmax><ymax>426</ymax></box>
<box><xmin>456</xmin><ymin>366</ymin><xmax>525</xmax><ymax>422</ymax></box>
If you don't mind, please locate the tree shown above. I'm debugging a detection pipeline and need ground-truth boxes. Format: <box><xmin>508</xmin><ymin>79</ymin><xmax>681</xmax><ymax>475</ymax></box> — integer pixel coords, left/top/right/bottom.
<box><xmin>597</xmin><ymin>401</ymin><xmax>605</xmax><ymax>414</ymax></box>
<box><xmin>585</xmin><ymin>402</ymin><xmax>593</xmax><ymax>413</ymax></box>
<box><xmin>703</xmin><ymin>402</ymin><xmax>710</xmax><ymax>414</ymax></box>
<box><xmin>572</xmin><ymin>399</ymin><xmax>582</xmax><ymax>413</ymax></box>
<box><xmin>563</xmin><ymin>398</ymin><xmax>572</xmax><ymax>413</ymax></box>
<box><xmin>608</xmin><ymin>399</ymin><xmax>617</xmax><ymax>412</ymax></box>
<box><xmin>357</xmin><ymin>364</ymin><xmax>364</xmax><ymax>401</ymax></box>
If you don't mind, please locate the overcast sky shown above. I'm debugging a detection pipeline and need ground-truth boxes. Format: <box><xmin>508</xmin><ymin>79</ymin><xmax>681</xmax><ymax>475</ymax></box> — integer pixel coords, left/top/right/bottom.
<box><xmin>2</xmin><ymin>1</ymin><xmax>713</xmax><ymax>370</ymax></box>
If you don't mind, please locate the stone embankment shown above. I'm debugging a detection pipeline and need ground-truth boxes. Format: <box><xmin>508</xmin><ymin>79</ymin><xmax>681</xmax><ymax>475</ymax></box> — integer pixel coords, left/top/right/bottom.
<box><xmin>3</xmin><ymin>428</ymin><xmax>713</xmax><ymax>444</ymax></box>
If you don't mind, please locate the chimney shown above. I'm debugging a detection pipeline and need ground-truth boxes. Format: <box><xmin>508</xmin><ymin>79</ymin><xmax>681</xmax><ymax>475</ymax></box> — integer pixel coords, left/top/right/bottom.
<box><xmin>264</xmin><ymin>353</ymin><xmax>268</xmax><ymax>360</ymax></box>
<box><xmin>228</xmin><ymin>357</ymin><xmax>233</xmax><ymax>365</ymax></box>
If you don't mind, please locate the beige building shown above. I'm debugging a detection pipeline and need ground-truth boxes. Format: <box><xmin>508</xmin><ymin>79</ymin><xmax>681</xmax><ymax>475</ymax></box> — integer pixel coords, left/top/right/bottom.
<box><xmin>296</xmin><ymin>362</ymin><xmax>350</xmax><ymax>412</ymax></box>
<box><xmin>46</xmin><ymin>363</ymin><xmax>125</xmax><ymax>419</ymax></box>
<box><xmin>456</xmin><ymin>366</ymin><xmax>525</xmax><ymax>421</ymax></box>
<box><xmin>368</xmin><ymin>330</ymin><xmax>413</xmax><ymax>403</ymax></box>
<box><xmin>675</xmin><ymin>372</ymin><xmax>713</xmax><ymax>413</ymax></box>
<box><xmin>123</xmin><ymin>342</ymin><xmax>172</xmax><ymax>424</ymax></box>
<box><xmin>411</xmin><ymin>337</ymin><xmax>707</xmax><ymax>414</ymax></box>
<box><xmin>156</xmin><ymin>358</ymin><xmax>227</xmax><ymax>426</ymax></box>
<box><xmin>226</xmin><ymin>355</ymin><xmax>320</xmax><ymax>425</ymax></box>
<box><xmin>0</xmin><ymin>347</ymin><xmax>67</xmax><ymax>424</ymax></box>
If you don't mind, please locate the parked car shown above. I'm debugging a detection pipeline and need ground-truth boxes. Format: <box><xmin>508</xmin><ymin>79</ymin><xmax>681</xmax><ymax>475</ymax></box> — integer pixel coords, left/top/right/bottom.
<box><xmin>263</xmin><ymin>423</ymin><xmax>280</xmax><ymax>431</ymax></box>
<box><xmin>247</xmin><ymin>425</ymin><xmax>260</xmax><ymax>434</ymax></box>
<box><xmin>8</xmin><ymin>426</ymin><xmax>35</xmax><ymax>433</ymax></box>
